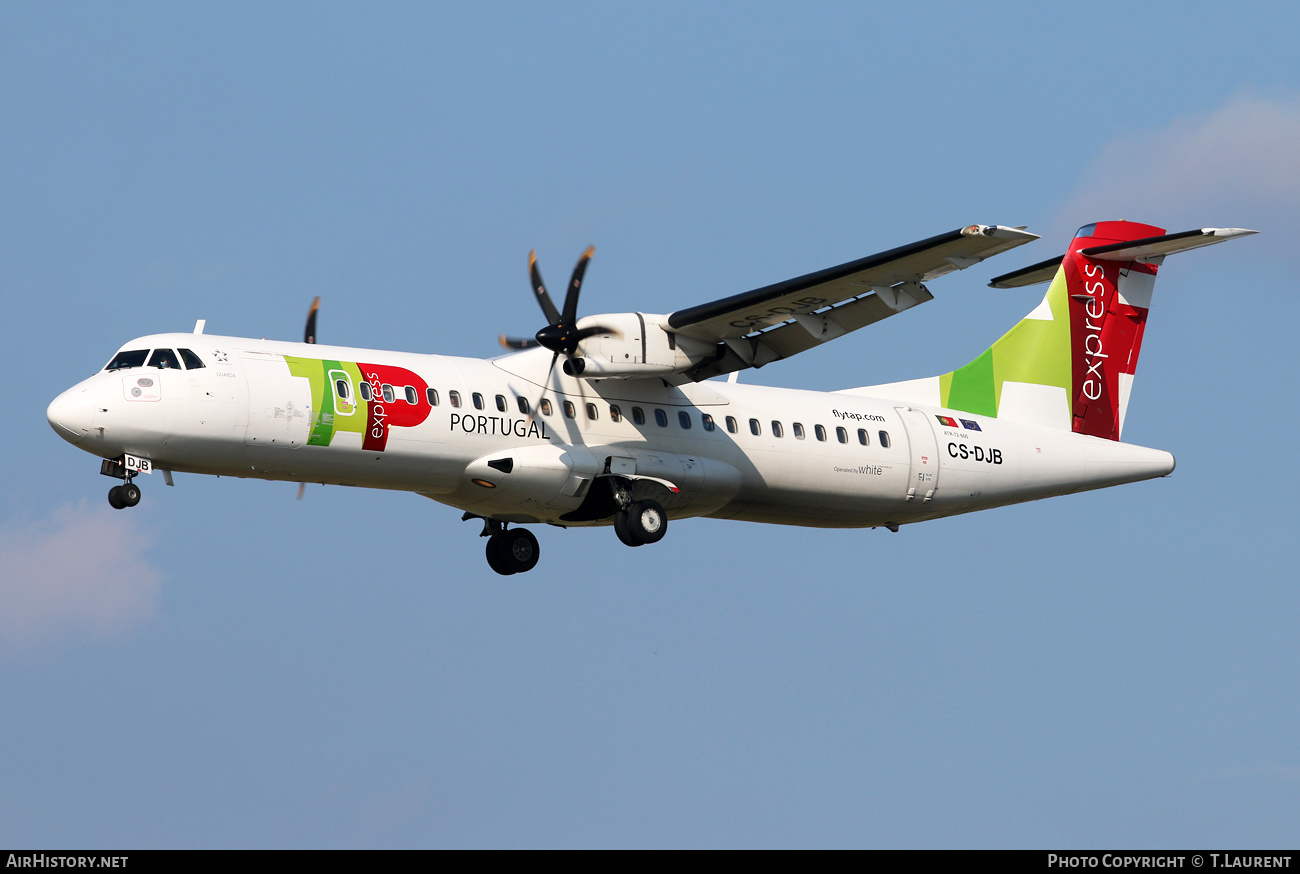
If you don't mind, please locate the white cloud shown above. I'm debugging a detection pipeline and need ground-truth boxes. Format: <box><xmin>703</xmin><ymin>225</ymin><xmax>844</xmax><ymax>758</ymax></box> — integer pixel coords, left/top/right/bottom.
<box><xmin>1051</xmin><ymin>95</ymin><xmax>1300</xmax><ymax>251</ymax></box>
<box><xmin>0</xmin><ymin>503</ymin><xmax>162</xmax><ymax>650</ymax></box>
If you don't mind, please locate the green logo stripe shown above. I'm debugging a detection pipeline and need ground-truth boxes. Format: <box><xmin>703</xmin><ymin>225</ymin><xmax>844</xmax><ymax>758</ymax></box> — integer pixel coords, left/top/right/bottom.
<box><xmin>940</xmin><ymin>266</ymin><xmax>1072</xmax><ymax>419</ymax></box>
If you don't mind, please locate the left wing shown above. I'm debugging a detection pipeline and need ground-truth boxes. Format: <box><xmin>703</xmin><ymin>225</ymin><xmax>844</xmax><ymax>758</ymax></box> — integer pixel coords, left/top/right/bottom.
<box><xmin>666</xmin><ymin>224</ymin><xmax>1037</xmax><ymax>381</ymax></box>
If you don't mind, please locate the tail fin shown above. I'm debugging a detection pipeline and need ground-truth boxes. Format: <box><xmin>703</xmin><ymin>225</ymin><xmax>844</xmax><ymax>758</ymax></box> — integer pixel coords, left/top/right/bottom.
<box><xmin>930</xmin><ymin>221</ymin><xmax>1254</xmax><ymax>440</ymax></box>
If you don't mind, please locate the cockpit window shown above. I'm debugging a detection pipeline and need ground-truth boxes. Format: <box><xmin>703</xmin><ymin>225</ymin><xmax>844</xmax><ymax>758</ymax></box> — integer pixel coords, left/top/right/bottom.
<box><xmin>178</xmin><ymin>348</ymin><xmax>205</xmax><ymax>369</ymax></box>
<box><xmin>105</xmin><ymin>349</ymin><xmax>149</xmax><ymax>371</ymax></box>
<box><xmin>148</xmin><ymin>348</ymin><xmax>181</xmax><ymax>369</ymax></box>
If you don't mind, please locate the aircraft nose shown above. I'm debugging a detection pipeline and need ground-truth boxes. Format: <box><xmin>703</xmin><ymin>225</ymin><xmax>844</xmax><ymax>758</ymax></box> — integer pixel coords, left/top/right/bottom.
<box><xmin>47</xmin><ymin>386</ymin><xmax>97</xmax><ymax>445</ymax></box>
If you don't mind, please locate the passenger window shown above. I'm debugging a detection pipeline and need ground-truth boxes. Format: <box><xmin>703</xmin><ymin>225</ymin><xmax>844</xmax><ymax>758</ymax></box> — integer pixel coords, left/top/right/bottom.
<box><xmin>749</xmin><ymin>418</ymin><xmax>761</xmax><ymax>436</ymax></box>
<box><xmin>702</xmin><ymin>413</ymin><xmax>715</xmax><ymax>432</ymax></box>
<box><xmin>540</xmin><ymin>398</ymin><xmax>553</xmax><ymax>416</ymax></box>
<box><xmin>359</xmin><ymin>382</ymin><xmax>373</xmax><ymax>402</ymax></box>
<box><xmin>332</xmin><ymin>375</ymin><xmax>355</xmax><ymax>416</ymax></box>
<box><xmin>632</xmin><ymin>407</ymin><xmax>646</xmax><ymax>425</ymax></box>
<box><xmin>858</xmin><ymin>428</ymin><xmax>869</xmax><ymax>446</ymax></box>
<box><xmin>495</xmin><ymin>394</ymin><xmax>507</xmax><ymax>412</ymax></box>
<box><xmin>105</xmin><ymin>349</ymin><xmax>148</xmax><ymax>371</ymax></box>
<box><xmin>771</xmin><ymin>421</ymin><xmax>784</xmax><ymax>438</ymax></box>
<box><xmin>178</xmin><ymin>349</ymin><xmax>205</xmax><ymax>369</ymax></box>
<box><xmin>678</xmin><ymin>411</ymin><xmax>691</xmax><ymax>429</ymax></box>
<box><xmin>517</xmin><ymin>396</ymin><xmax>529</xmax><ymax>415</ymax></box>
<box><xmin>815</xmin><ymin>425</ymin><xmax>827</xmax><ymax>442</ymax></box>
<box><xmin>609</xmin><ymin>405</ymin><xmax>622</xmax><ymax>423</ymax></box>
<box><xmin>586</xmin><ymin>403</ymin><xmax>598</xmax><ymax>420</ymax></box>
<box><xmin>654</xmin><ymin>409</ymin><xmax>668</xmax><ymax>427</ymax></box>
<box><xmin>405</xmin><ymin>386</ymin><xmax>418</xmax><ymax>405</ymax></box>
<box><xmin>836</xmin><ymin>426</ymin><xmax>848</xmax><ymax>444</ymax></box>
<box><xmin>148</xmin><ymin>348</ymin><xmax>180</xmax><ymax>370</ymax></box>
<box><xmin>879</xmin><ymin>430</ymin><xmax>891</xmax><ymax>448</ymax></box>
<box><xmin>726</xmin><ymin>416</ymin><xmax>738</xmax><ymax>434</ymax></box>
<box><xmin>381</xmin><ymin>384</ymin><xmax>395</xmax><ymax>403</ymax></box>
<box><xmin>449</xmin><ymin>390</ymin><xmax>462</xmax><ymax>408</ymax></box>
<box><xmin>564</xmin><ymin>400</ymin><xmax>576</xmax><ymax>419</ymax></box>
<box><xmin>793</xmin><ymin>422</ymin><xmax>805</xmax><ymax>440</ymax></box>
<box><xmin>472</xmin><ymin>392</ymin><xmax>484</xmax><ymax>410</ymax></box>
<box><xmin>427</xmin><ymin>388</ymin><xmax>440</xmax><ymax>406</ymax></box>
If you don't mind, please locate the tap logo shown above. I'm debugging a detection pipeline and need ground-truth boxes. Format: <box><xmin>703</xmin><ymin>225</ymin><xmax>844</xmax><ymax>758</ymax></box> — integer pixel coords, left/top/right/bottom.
<box><xmin>286</xmin><ymin>356</ymin><xmax>432</xmax><ymax>452</ymax></box>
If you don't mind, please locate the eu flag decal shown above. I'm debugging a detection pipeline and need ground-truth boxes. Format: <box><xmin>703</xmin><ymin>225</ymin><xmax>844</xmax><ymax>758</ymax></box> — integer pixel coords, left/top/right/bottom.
<box><xmin>959</xmin><ymin>418</ymin><xmax>981</xmax><ymax>431</ymax></box>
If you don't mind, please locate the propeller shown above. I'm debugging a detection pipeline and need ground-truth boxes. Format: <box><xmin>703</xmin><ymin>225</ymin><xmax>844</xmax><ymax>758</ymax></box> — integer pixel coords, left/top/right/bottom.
<box><xmin>299</xmin><ymin>296</ymin><xmax>320</xmax><ymax>499</ymax></box>
<box><xmin>498</xmin><ymin>247</ymin><xmax>619</xmax><ymax>422</ymax></box>
<box><xmin>500</xmin><ymin>246</ymin><xmax>617</xmax><ymax>374</ymax></box>
<box><xmin>304</xmin><ymin>296</ymin><xmax>320</xmax><ymax>344</ymax></box>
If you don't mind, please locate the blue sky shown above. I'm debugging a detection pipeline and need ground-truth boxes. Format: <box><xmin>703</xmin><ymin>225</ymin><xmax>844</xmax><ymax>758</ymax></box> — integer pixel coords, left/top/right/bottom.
<box><xmin>3</xmin><ymin>2</ymin><xmax>1299</xmax><ymax>848</ymax></box>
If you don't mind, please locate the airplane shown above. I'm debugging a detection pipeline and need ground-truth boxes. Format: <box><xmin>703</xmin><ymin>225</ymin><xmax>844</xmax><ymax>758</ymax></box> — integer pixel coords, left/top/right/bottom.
<box><xmin>46</xmin><ymin>220</ymin><xmax>1254</xmax><ymax>575</ymax></box>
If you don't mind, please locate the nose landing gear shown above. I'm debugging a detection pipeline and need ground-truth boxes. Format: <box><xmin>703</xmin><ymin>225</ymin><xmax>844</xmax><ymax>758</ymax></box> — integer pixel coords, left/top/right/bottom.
<box><xmin>100</xmin><ymin>458</ymin><xmax>143</xmax><ymax>510</ymax></box>
<box><xmin>107</xmin><ymin>481</ymin><xmax>141</xmax><ymax>509</ymax></box>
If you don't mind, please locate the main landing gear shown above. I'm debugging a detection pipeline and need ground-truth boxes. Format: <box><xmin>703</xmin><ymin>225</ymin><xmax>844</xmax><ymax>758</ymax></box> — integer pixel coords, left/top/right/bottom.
<box><xmin>463</xmin><ymin>515</ymin><xmax>541</xmax><ymax>576</ymax></box>
<box><xmin>463</xmin><ymin>489</ymin><xmax>670</xmax><ymax>575</ymax></box>
<box><xmin>613</xmin><ymin>499</ymin><xmax>667</xmax><ymax>547</ymax></box>
<box><xmin>607</xmin><ymin>477</ymin><xmax>668</xmax><ymax>548</ymax></box>
<box><xmin>487</xmin><ymin>527</ymin><xmax>540</xmax><ymax>576</ymax></box>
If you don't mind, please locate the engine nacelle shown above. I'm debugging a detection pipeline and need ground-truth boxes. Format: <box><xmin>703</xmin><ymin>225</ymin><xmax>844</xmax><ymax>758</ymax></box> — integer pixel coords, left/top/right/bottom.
<box><xmin>569</xmin><ymin>312</ymin><xmax>717</xmax><ymax>379</ymax></box>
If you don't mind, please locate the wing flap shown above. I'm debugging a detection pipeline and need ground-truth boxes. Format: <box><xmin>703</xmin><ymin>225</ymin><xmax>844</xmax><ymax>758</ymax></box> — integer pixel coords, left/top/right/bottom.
<box><xmin>683</xmin><ymin>281</ymin><xmax>941</xmax><ymax>381</ymax></box>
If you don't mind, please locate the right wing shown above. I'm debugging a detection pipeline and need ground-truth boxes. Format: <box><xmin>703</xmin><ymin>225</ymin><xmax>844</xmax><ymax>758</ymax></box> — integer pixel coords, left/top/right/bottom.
<box><xmin>664</xmin><ymin>224</ymin><xmax>1039</xmax><ymax>381</ymax></box>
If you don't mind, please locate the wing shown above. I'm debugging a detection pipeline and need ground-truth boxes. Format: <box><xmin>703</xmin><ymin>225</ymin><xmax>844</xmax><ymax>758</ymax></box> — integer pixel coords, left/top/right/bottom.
<box><xmin>665</xmin><ymin>224</ymin><xmax>1038</xmax><ymax>381</ymax></box>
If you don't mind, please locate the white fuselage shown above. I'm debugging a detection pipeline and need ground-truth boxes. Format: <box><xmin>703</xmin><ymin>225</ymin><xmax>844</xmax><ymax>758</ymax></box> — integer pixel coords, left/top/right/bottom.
<box><xmin>48</xmin><ymin>332</ymin><xmax>1176</xmax><ymax>530</ymax></box>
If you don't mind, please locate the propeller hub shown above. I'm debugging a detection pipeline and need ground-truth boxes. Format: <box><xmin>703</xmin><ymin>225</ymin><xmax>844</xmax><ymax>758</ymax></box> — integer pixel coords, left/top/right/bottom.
<box><xmin>534</xmin><ymin>324</ymin><xmax>574</xmax><ymax>355</ymax></box>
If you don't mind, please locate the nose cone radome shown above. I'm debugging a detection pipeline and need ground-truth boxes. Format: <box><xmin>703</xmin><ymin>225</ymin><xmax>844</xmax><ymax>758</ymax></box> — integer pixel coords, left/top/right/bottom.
<box><xmin>47</xmin><ymin>386</ymin><xmax>96</xmax><ymax>445</ymax></box>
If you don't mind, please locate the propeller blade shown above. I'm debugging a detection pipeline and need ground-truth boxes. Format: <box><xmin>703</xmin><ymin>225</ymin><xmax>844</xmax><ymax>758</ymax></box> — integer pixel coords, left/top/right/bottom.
<box><xmin>573</xmin><ymin>324</ymin><xmax>619</xmax><ymax>343</ymax></box>
<box><xmin>561</xmin><ymin>246</ymin><xmax>595</xmax><ymax>327</ymax></box>
<box><xmin>529</xmin><ymin>250</ymin><xmax>562</xmax><ymax>326</ymax></box>
<box><xmin>499</xmin><ymin>335</ymin><xmax>540</xmax><ymax>350</ymax></box>
<box><xmin>526</xmin><ymin>352</ymin><xmax>561</xmax><ymax>425</ymax></box>
<box><xmin>304</xmin><ymin>296</ymin><xmax>320</xmax><ymax>344</ymax></box>
<box><xmin>296</xmin><ymin>482</ymin><xmax>306</xmax><ymax>500</ymax></box>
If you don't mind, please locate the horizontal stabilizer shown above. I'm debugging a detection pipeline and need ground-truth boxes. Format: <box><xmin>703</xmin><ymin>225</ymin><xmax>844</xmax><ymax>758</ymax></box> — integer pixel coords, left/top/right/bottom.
<box><xmin>1081</xmin><ymin>227</ymin><xmax>1257</xmax><ymax>262</ymax></box>
<box><xmin>988</xmin><ymin>228</ymin><xmax>1256</xmax><ymax>287</ymax></box>
<box><xmin>988</xmin><ymin>255</ymin><xmax>1065</xmax><ymax>288</ymax></box>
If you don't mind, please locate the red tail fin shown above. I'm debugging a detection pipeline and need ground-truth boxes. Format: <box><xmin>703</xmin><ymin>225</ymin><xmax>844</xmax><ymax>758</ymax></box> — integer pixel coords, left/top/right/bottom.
<box><xmin>1064</xmin><ymin>221</ymin><xmax>1164</xmax><ymax>440</ymax></box>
